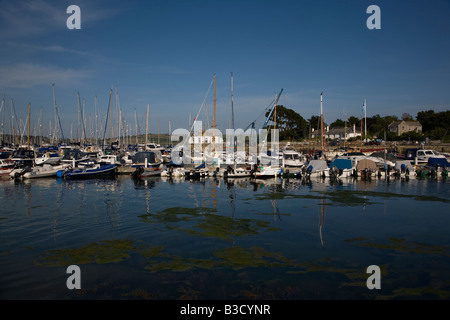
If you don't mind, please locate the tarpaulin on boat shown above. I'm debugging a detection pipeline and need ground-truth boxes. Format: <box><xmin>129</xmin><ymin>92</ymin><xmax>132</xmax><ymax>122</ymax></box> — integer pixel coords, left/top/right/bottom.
<box><xmin>394</xmin><ymin>160</ymin><xmax>415</xmax><ymax>171</ymax></box>
<box><xmin>329</xmin><ymin>159</ymin><xmax>353</xmax><ymax>170</ymax></box>
<box><xmin>356</xmin><ymin>159</ymin><xmax>377</xmax><ymax>170</ymax></box>
<box><xmin>306</xmin><ymin>160</ymin><xmax>328</xmax><ymax>172</ymax></box>
<box><xmin>427</xmin><ymin>157</ymin><xmax>449</xmax><ymax>167</ymax></box>
<box><xmin>133</xmin><ymin>151</ymin><xmax>157</xmax><ymax>164</ymax></box>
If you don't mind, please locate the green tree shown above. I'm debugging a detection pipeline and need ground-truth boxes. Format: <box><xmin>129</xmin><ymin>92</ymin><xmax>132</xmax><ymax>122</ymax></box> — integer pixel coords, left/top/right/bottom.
<box><xmin>330</xmin><ymin>119</ymin><xmax>345</xmax><ymax>128</ymax></box>
<box><xmin>265</xmin><ymin>105</ymin><xmax>309</xmax><ymax>140</ymax></box>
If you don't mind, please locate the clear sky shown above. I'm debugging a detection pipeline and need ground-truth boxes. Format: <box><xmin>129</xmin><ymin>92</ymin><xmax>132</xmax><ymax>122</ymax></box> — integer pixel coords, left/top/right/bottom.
<box><xmin>1</xmin><ymin>0</ymin><xmax>449</xmax><ymax>139</ymax></box>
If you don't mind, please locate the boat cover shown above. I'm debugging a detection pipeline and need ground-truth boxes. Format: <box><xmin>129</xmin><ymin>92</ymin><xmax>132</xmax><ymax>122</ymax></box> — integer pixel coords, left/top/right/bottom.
<box><xmin>427</xmin><ymin>157</ymin><xmax>449</xmax><ymax>167</ymax></box>
<box><xmin>356</xmin><ymin>159</ymin><xmax>377</xmax><ymax>170</ymax></box>
<box><xmin>394</xmin><ymin>160</ymin><xmax>415</xmax><ymax>171</ymax></box>
<box><xmin>306</xmin><ymin>160</ymin><xmax>328</xmax><ymax>172</ymax></box>
<box><xmin>133</xmin><ymin>151</ymin><xmax>157</xmax><ymax>164</ymax></box>
<box><xmin>329</xmin><ymin>159</ymin><xmax>352</xmax><ymax>170</ymax></box>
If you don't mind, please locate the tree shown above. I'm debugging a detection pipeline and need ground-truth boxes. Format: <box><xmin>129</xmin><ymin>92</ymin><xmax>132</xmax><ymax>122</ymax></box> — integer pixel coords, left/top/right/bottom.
<box><xmin>368</xmin><ymin>114</ymin><xmax>399</xmax><ymax>137</ymax></box>
<box><xmin>416</xmin><ymin>110</ymin><xmax>436</xmax><ymax>132</ymax></box>
<box><xmin>347</xmin><ymin>116</ymin><xmax>360</xmax><ymax>128</ymax></box>
<box><xmin>265</xmin><ymin>105</ymin><xmax>309</xmax><ymax>140</ymax></box>
<box><xmin>417</xmin><ymin>110</ymin><xmax>450</xmax><ymax>138</ymax></box>
<box><xmin>330</xmin><ymin>119</ymin><xmax>345</xmax><ymax>128</ymax></box>
<box><xmin>402</xmin><ymin>113</ymin><xmax>413</xmax><ymax>121</ymax></box>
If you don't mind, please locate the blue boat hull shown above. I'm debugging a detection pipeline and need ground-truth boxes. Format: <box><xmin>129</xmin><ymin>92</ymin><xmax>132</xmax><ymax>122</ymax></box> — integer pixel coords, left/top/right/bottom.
<box><xmin>59</xmin><ymin>164</ymin><xmax>118</xmax><ymax>179</ymax></box>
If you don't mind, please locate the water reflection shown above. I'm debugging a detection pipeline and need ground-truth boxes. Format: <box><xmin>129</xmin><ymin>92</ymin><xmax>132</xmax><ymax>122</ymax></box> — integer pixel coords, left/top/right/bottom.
<box><xmin>1</xmin><ymin>173</ymin><xmax>449</xmax><ymax>300</ymax></box>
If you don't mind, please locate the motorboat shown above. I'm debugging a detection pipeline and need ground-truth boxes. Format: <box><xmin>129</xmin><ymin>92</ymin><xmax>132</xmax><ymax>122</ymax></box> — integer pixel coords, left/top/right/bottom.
<box><xmin>161</xmin><ymin>166</ymin><xmax>186</xmax><ymax>178</ymax></box>
<box><xmin>98</xmin><ymin>154</ymin><xmax>121</xmax><ymax>166</ymax></box>
<box><xmin>393</xmin><ymin>160</ymin><xmax>415</xmax><ymax>178</ymax></box>
<box><xmin>186</xmin><ymin>162</ymin><xmax>209</xmax><ymax>179</ymax></box>
<box><xmin>355</xmin><ymin>158</ymin><xmax>378</xmax><ymax>178</ymax></box>
<box><xmin>404</xmin><ymin>148</ymin><xmax>446</xmax><ymax>165</ymax></box>
<box><xmin>10</xmin><ymin>148</ymin><xmax>35</xmax><ymax>168</ymax></box>
<box><xmin>416</xmin><ymin>157</ymin><xmax>449</xmax><ymax>177</ymax></box>
<box><xmin>252</xmin><ymin>165</ymin><xmax>282</xmax><ymax>179</ymax></box>
<box><xmin>57</xmin><ymin>164</ymin><xmax>118</xmax><ymax>179</ymax></box>
<box><xmin>130</xmin><ymin>151</ymin><xmax>163</xmax><ymax>178</ymax></box>
<box><xmin>61</xmin><ymin>148</ymin><xmax>90</xmax><ymax>167</ymax></box>
<box><xmin>302</xmin><ymin>160</ymin><xmax>329</xmax><ymax>179</ymax></box>
<box><xmin>223</xmin><ymin>165</ymin><xmax>252</xmax><ymax>178</ymax></box>
<box><xmin>34</xmin><ymin>152</ymin><xmax>63</xmax><ymax>165</ymax></box>
<box><xmin>15</xmin><ymin>163</ymin><xmax>71</xmax><ymax>179</ymax></box>
<box><xmin>328</xmin><ymin>158</ymin><xmax>355</xmax><ymax>178</ymax></box>
<box><xmin>0</xmin><ymin>159</ymin><xmax>15</xmax><ymax>178</ymax></box>
<box><xmin>281</xmin><ymin>147</ymin><xmax>306</xmax><ymax>168</ymax></box>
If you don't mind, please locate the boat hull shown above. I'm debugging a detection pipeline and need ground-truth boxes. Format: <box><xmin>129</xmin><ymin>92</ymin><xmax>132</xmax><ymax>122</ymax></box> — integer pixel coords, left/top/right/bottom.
<box><xmin>61</xmin><ymin>164</ymin><xmax>118</xmax><ymax>179</ymax></box>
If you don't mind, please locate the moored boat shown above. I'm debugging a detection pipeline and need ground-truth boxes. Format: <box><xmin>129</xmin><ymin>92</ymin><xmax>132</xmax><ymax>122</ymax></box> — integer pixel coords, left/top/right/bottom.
<box><xmin>328</xmin><ymin>158</ymin><xmax>355</xmax><ymax>179</ymax></box>
<box><xmin>21</xmin><ymin>163</ymin><xmax>70</xmax><ymax>179</ymax></box>
<box><xmin>57</xmin><ymin>164</ymin><xmax>118</xmax><ymax>179</ymax></box>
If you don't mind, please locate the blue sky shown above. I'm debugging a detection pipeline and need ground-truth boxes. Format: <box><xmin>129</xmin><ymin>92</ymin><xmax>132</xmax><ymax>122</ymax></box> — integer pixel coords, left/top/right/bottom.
<box><xmin>1</xmin><ymin>0</ymin><xmax>449</xmax><ymax>139</ymax></box>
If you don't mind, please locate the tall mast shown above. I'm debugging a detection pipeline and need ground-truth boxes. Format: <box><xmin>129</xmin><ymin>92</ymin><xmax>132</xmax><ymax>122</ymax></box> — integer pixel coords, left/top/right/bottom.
<box><xmin>145</xmin><ymin>104</ymin><xmax>149</xmax><ymax>149</ymax></box>
<box><xmin>110</xmin><ymin>89</ymin><xmax>113</xmax><ymax>145</ymax></box>
<box><xmin>134</xmin><ymin>108</ymin><xmax>138</xmax><ymax>145</ymax></box>
<box><xmin>364</xmin><ymin>99</ymin><xmax>367</xmax><ymax>142</ymax></box>
<box><xmin>320</xmin><ymin>92</ymin><xmax>324</xmax><ymax>155</ymax></box>
<box><xmin>27</xmin><ymin>102</ymin><xmax>30</xmax><ymax>149</ymax></box>
<box><xmin>344</xmin><ymin>113</ymin><xmax>347</xmax><ymax>149</ymax></box>
<box><xmin>230</xmin><ymin>72</ymin><xmax>234</xmax><ymax>130</ymax></box>
<box><xmin>274</xmin><ymin>94</ymin><xmax>278</xmax><ymax>130</ymax></box>
<box><xmin>213</xmin><ymin>74</ymin><xmax>216</xmax><ymax>148</ymax></box>
<box><xmin>95</xmin><ymin>96</ymin><xmax>98</xmax><ymax>146</ymax></box>
<box><xmin>40</xmin><ymin>106</ymin><xmax>43</xmax><ymax>146</ymax></box>
<box><xmin>52</xmin><ymin>84</ymin><xmax>58</xmax><ymax>143</ymax></box>
<box><xmin>0</xmin><ymin>95</ymin><xmax>4</xmax><ymax>145</ymax></box>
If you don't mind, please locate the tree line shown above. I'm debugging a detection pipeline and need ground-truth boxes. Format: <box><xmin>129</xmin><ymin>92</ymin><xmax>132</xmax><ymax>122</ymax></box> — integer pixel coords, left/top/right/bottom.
<box><xmin>266</xmin><ymin>106</ymin><xmax>450</xmax><ymax>142</ymax></box>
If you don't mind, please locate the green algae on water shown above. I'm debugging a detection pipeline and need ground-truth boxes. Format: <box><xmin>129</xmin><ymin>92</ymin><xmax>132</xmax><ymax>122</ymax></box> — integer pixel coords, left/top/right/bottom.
<box><xmin>36</xmin><ymin>239</ymin><xmax>136</xmax><ymax>266</ymax></box>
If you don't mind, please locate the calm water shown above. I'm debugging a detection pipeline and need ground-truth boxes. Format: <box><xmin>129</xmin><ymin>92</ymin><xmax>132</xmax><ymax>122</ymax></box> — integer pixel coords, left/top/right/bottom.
<box><xmin>0</xmin><ymin>174</ymin><xmax>449</xmax><ymax>300</ymax></box>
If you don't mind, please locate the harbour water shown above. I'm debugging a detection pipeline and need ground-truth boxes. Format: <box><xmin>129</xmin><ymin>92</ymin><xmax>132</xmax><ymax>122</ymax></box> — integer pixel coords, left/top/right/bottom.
<box><xmin>0</xmin><ymin>174</ymin><xmax>449</xmax><ymax>300</ymax></box>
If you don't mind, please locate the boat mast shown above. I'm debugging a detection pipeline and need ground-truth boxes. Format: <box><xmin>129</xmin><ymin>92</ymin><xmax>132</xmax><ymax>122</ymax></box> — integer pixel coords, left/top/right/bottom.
<box><xmin>134</xmin><ymin>108</ymin><xmax>138</xmax><ymax>146</ymax></box>
<box><xmin>0</xmin><ymin>95</ymin><xmax>4</xmax><ymax>145</ymax></box>
<box><xmin>364</xmin><ymin>99</ymin><xmax>367</xmax><ymax>143</ymax></box>
<box><xmin>27</xmin><ymin>102</ymin><xmax>30</xmax><ymax>149</ymax></box>
<box><xmin>40</xmin><ymin>106</ymin><xmax>43</xmax><ymax>146</ymax></box>
<box><xmin>230</xmin><ymin>72</ymin><xmax>234</xmax><ymax>130</ymax></box>
<box><xmin>344</xmin><ymin>113</ymin><xmax>347</xmax><ymax>149</ymax></box>
<box><xmin>320</xmin><ymin>92</ymin><xmax>324</xmax><ymax>156</ymax></box>
<box><xmin>145</xmin><ymin>103</ymin><xmax>149</xmax><ymax>150</ymax></box>
<box><xmin>110</xmin><ymin>89</ymin><xmax>113</xmax><ymax>145</ymax></box>
<box><xmin>212</xmin><ymin>74</ymin><xmax>216</xmax><ymax>154</ymax></box>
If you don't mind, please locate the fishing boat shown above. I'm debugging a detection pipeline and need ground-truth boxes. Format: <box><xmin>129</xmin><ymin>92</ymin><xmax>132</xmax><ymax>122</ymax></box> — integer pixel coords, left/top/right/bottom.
<box><xmin>328</xmin><ymin>158</ymin><xmax>355</xmax><ymax>179</ymax></box>
<box><xmin>57</xmin><ymin>164</ymin><xmax>118</xmax><ymax>179</ymax></box>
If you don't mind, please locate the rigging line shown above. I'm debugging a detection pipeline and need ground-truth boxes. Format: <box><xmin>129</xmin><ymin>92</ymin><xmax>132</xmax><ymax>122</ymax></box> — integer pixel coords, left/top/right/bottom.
<box><xmin>179</xmin><ymin>76</ymin><xmax>215</xmax><ymax>148</ymax></box>
<box><xmin>102</xmin><ymin>90</ymin><xmax>112</xmax><ymax>147</ymax></box>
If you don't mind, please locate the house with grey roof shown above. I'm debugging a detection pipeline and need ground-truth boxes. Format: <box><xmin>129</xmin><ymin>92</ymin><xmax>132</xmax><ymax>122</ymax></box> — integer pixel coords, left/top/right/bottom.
<box><xmin>388</xmin><ymin>120</ymin><xmax>422</xmax><ymax>136</ymax></box>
